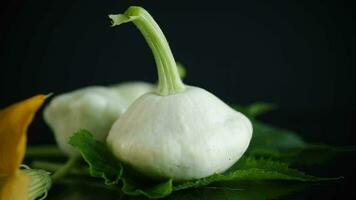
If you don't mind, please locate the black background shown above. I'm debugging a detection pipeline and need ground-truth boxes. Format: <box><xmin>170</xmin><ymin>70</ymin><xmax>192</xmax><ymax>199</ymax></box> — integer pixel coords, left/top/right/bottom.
<box><xmin>0</xmin><ymin>0</ymin><xmax>355</xmax><ymax>199</ymax></box>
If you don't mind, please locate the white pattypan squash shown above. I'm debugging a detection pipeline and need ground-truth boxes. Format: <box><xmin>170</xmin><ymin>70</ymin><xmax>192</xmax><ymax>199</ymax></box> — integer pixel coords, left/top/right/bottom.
<box><xmin>106</xmin><ymin>7</ymin><xmax>253</xmax><ymax>181</ymax></box>
<box><xmin>44</xmin><ymin>86</ymin><xmax>127</xmax><ymax>155</ymax></box>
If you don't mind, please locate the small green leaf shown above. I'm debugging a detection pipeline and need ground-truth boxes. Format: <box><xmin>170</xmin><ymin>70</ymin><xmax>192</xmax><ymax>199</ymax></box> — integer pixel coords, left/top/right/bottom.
<box><xmin>68</xmin><ymin>130</ymin><xmax>122</xmax><ymax>185</ymax></box>
<box><xmin>232</xmin><ymin>102</ymin><xmax>276</xmax><ymax>118</ymax></box>
<box><xmin>176</xmin><ymin>62</ymin><xmax>187</xmax><ymax>79</ymax></box>
<box><xmin>122</xmin><ymin>178</ymin><xmax>173</xmax><ymax>198</ymax></box>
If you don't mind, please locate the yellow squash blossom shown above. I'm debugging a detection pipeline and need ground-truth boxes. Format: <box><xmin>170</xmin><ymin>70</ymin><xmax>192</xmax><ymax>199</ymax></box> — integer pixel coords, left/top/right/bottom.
<box><xmin>0</xmin><ymin>95</ymin><xmax>50</xmax><ymax>200</ymax></box>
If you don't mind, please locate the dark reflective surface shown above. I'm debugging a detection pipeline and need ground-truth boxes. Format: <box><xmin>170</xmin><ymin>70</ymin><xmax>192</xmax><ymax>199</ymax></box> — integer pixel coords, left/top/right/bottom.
<box><xmin>48</xmin><ymin>179</ymin><xmax>348</xmax><ymax>200</ymax></box>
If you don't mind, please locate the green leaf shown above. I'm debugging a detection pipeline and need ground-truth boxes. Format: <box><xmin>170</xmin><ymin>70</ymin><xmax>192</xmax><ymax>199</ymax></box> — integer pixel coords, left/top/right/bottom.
<box><xmin>249</xmin><ymin>121</ymin><xmax>307</xmax><ymax>151</ymax></box>
<box><xmin>232</xmin><ymin>102</ymin><xmax>276</xmax><ymax>118</ymax></box>
<box><xmin>122</xmin><ymin>178</ymin><xmax>173</xmax><ymax>198</ymax></box>
<box><xmin>173</xmin><ymin>157</ymin><xmax>334</xmax><ymax>191</ymax></box>
<box><xmin>248</xmin><ymin>121</ymin><xmax>356</xmax><ymax>164</ymax></box>
<box><xmin>176</xmin><ymin>62</ymin><xmax>187</xmax><ymax>79</ymax></box>
<box><xmin>69</xmin><ymin>130</ymin><xmax>335</xmax><ymax>199</ymax></box>
<box><xmin>231</xmin><ymin>103</ymin><xmax>350</xmax><ymax>164</ymax></box>
<box><xmin>68</xmin><ymin>129</ymin><xmax>122</xmax><ymax>185</ymax></box>
<box><xmin>68</xmin><ymin>129</ymin><xmax>173</xmax><ymax>198</ymax></box>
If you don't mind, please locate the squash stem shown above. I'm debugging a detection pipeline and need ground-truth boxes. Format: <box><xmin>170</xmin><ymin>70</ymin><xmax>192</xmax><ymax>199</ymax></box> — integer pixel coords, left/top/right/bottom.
<box><xmin>109</xmin><ymin>6</ymin><xmax>186</xmax><ymax>96</ymax></box>
<box><xmin>51</xmin><ymin>156</ymin><xmax>80</xmax><ymax>183</ymax></box>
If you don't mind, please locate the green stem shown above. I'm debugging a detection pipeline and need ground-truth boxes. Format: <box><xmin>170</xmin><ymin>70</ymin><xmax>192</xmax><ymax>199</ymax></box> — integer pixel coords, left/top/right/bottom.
<box><xmin>51</xmin><ymin>156</ymin><xmax>80</xmax><ymax>183</ymax></box>
<box><xmin>31</xmin><ymin>160</ymin><xmax>89</xmax><ymax>176</ymax></box>
<box><xmin>56</xmin><ymin>178</ymin><xmax>120</xmax><ymax>191</ymax></box>
<box><xmin>26</xmin><ymin>145</ymin><xmax>65</xmax><ymax>158</ymax></box>
<box><xmin>109</xmin><ymin>6</ymin><xmax>186</xmax><ymax>96</ymax></box>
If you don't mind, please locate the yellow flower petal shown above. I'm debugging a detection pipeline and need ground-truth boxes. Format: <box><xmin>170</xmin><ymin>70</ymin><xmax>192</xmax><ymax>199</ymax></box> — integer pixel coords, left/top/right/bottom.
<box><xmin>0</xmin><ymin>95</ymin><xmax>46</xmax><ymax>174</ymax></box>
<box><xmin>0</xmin><ymin>170</ymin><xmax>30</xmax><ymax>200</ymax></box>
